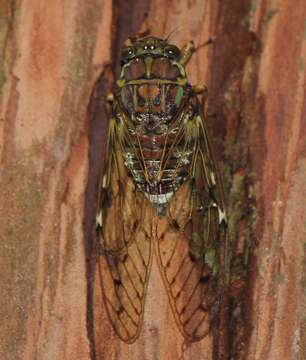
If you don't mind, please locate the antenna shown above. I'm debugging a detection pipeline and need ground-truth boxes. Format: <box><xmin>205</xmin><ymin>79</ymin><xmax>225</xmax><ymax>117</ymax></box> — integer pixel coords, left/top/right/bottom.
<box><xmin>165</xmin><ymin>27</ymin><xmax>181</xmax><ymax>42</ymax></box>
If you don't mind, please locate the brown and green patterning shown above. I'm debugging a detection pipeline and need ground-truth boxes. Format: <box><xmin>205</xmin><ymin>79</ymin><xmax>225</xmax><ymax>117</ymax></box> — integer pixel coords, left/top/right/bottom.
<box><xmin>96</xmin><ymin>35</ymin><xmax>227</xmax><ymax>344</ymax></box>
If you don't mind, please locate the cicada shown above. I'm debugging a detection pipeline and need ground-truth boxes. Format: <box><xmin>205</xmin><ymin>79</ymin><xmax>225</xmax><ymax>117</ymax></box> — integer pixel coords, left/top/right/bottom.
<box><xmin>96</xmin><ymin>35</ymin><xmax>227</xmax><ymax>344</ymax></box>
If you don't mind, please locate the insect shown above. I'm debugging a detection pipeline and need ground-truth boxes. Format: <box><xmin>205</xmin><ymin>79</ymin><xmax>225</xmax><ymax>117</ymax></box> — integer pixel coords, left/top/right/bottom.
<box><xmin>96</xmin><ymin>35</ymin><xmax>227</xmax><ymax>344</ymax></box>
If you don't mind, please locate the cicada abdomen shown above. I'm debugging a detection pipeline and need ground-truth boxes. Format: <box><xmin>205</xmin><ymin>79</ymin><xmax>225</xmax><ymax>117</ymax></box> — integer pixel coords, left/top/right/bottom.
<box><xmin>96</xmin><ymin>35</ymin><xmax>227</xmax><ymax>343</ymax></box>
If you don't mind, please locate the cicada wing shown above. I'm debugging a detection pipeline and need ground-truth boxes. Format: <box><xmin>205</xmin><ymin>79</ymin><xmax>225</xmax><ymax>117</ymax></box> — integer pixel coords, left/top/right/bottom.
<box><xmin>96</xmin><ymin>116</ymin><xmax>153</xmax><ymax>343</ymax></box>
<box><xmin>155</xmin><ymin>108</ymin><xmax>227</xmax><ymax>342</ymax></box>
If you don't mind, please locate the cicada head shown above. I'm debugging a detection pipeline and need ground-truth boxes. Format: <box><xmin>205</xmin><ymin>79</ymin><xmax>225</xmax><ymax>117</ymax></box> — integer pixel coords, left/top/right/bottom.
<box><xmin>118</xmin><ymin>36</ymin><xmax>192</xmax><ymax>85</ymax></box>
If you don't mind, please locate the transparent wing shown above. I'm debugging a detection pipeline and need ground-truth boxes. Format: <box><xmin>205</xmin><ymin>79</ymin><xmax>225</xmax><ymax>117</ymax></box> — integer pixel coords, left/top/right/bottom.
<box><xmin>96</xmin><ymin>112</ymin><xmax>153</xmax><ymax>343</ymax></box>
<box><xmin>155</xmin><ymin>99</ymin><xmax>227</xmax><ymax>342</ymax></box>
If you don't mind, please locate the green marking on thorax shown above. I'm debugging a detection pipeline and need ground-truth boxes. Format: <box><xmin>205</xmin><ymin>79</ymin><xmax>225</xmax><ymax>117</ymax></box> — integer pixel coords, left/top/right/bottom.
<box><xmin>175</xmin><ymin>86</ymin><xmax>184</xmax><ymax>106</ymax></box>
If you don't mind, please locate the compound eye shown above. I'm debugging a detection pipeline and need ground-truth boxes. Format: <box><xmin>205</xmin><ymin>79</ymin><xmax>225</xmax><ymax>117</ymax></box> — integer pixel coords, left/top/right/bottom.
<box><xmin>164</xmin><ymin>46</ymin><xmax>180</xmax><ymax>58</ymax></box>
<box><xmin>121</xmin><ymin>47</ymin><xmax>136</xmax><ymax>62</ymax></box>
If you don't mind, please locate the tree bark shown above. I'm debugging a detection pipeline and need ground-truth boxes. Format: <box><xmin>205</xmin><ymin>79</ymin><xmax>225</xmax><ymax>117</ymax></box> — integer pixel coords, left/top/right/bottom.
<box><xmin>1</xmin><ymin>1</ymin><xmax>305</xmax><ymax>360</ymax></box>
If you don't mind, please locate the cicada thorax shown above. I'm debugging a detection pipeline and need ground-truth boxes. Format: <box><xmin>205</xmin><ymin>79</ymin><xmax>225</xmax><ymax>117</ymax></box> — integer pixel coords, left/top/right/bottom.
<box><xmin>116</xmin><ymin>52</ymin><xmax>195</xmax><ymax>213</ymax></box>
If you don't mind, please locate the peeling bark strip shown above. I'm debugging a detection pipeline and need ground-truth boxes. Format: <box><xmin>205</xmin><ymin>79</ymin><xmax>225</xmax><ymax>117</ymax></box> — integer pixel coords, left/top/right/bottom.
<box><xmin>0</xmin><ymin>0</ymin><xmax>305</xmax><ymax>360</ymax></box>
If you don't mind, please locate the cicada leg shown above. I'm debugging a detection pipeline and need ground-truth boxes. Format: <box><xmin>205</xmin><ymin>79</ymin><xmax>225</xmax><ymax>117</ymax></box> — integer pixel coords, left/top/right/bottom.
<box><xmin>192</xmin><ymin>85</ymin><xmax>208</xmax><ymax>95</ymax></box>
<box><xmin>179</xmin><ymin>37</ymin><xmax>215</xmax><ymax>66</ymax></box>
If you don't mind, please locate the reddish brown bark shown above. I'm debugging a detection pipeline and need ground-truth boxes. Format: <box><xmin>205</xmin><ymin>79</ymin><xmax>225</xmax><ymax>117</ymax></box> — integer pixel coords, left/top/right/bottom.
<box><xmin>0</xmin><ymin>1</ymin><xmax>305</xmax><ymax>359</ymax></box>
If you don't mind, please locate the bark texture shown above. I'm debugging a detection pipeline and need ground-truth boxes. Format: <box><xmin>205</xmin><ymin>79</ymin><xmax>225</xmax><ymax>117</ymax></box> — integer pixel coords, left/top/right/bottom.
<box><xmin>0</xmin><ymin>1</ymin><xmax>305</xmax><ymax>360</ymax></box>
